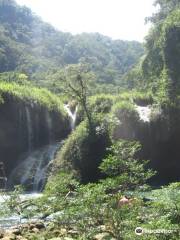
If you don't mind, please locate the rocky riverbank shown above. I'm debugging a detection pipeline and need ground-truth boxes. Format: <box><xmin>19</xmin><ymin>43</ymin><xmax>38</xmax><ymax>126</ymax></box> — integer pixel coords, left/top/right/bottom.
<box><xmin>0</xmin><ymin>221</ymin><xmax>116</xmax><ymax>240</ymax></box>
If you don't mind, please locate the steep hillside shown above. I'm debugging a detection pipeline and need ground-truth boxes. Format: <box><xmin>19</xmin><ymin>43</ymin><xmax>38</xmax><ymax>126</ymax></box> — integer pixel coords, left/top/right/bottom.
<box><xmin>0</xmin><ymin>0</ymin><xmax>144</xmax><ymax>89</ymax></box>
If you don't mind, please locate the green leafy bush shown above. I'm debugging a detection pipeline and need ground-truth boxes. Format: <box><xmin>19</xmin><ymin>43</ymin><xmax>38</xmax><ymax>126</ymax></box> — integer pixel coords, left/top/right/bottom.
<box><xmin>100</xmin><ymin>140</ymin><xmax>155</xmax><ymax>190</ymax></box>
<box><xmin>89</xmin><ymin>94</ymin><xmax>115</xmax><ymax>114</ymax></box>
<box><xmin>52</xmin><ymin>118</ymin><xmax>111</xmax><ymax>183</ymax></box>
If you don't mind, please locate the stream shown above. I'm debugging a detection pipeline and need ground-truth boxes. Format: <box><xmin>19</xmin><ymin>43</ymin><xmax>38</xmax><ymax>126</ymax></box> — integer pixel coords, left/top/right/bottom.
<box><xmin>0</xmin><ymin>104</ymin><xmax>78</xmax><ymax>229</ymax></box>
<box><xmin>0</xmin><ymin>192</ymin><xmax>42</xmax><ymax>229</ymax></box>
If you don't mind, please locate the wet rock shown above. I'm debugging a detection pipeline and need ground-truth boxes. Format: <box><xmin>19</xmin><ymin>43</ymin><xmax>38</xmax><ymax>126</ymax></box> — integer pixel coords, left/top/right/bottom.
<box><xmin>10</xmin><ymin>229</ymin><xmax>21</xmax><ymax>236</ymax></box>
<box><xmin>29</xmin><ymin>223</ymin><xmax>36</xmax><ymax>230</ymax></box>
<box><xmin>20</xmin><ymin>224</ymin><xmax>28</xmax><ymax>230</ymax></box>
<box><xmin>0</xmin><ymin>230</ymin><xmax>5</xmax><ymax>238</ymax></box>
<box><xmin>34</xmin><ymin>222</ymin><xmax>45</xmax><ymax>230</ymax></box>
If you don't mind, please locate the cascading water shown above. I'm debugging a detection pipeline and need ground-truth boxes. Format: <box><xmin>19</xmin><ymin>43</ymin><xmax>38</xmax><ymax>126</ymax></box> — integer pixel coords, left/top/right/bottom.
<box><xmin>18</xmin><ymin>107</ymin><xmax>23</xmax><ymax>140</ymax></box>
<box><xmin>136</xmin><ymin>105</ymin><xmax>151</xmax><ymax>122</ymax></box>
<box><xmin>45</xmin><ymin>110</ymin><xmax>53</xmax><ymax>143</ymax></box>
<box><xmin>25</xmin><ymin>106</ymin><xmax>33</xmax><ymax>152</ymax></box>
<box><xmin>0</xmin><ymin>102</ymin><xmax>71</xmax><ymax>228</ymax></box>
<box><xmin>64</xmin><ymin>104</ymin><xmax>78</xmax><ymax>130</ymax></box>
<box><xmin>8</xmin><ymin>142</ymin><xmax>61</xmax><ymax>191</ymax></box>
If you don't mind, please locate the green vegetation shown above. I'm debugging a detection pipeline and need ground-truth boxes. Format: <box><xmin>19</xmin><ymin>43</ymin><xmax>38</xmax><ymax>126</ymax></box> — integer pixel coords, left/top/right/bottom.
<box><xmin>65</xmin><ymin>63</ymin><xmax>94</xmax><ymax>129</ymax></box>
<box><xmin>89</xmin><ymin>94</ymin><xmax>114</xmax><ymax>115</ymax></box>
<box><xmin>0</xmin><ymin>0</ymin><xmax>144</xmax><ymax>94</ymax></box>
<box><xmin>0</xmin><ymin>81</ymin><xmax>66</xmax><ymax>114</ymax></box>
<box><xmin>99</xmin><ymin>140</ymin><xmax>155</xmax><ymax>189</ymax></box>
<box><xmin>2</xmin><ymin>141</ymin><xmax>179</xmax><ymax>240</ymax></box>
<box><xmin>139</xmin><ymin>1</ymin><xmax>180</xmax><ymax>105</ymax></box>
<box><xmin>53</xmin><ymin>118</ymin><xmax>111</xmax><ymax>183</ymax></box>
<box><xmin>0</xmin><ymin>0</ymin><xmax>179</xmax><ymax>239</ymax></box>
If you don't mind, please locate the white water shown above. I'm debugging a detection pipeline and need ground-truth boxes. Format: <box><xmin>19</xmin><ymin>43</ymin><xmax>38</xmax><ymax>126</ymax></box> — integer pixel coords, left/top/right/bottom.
<box><xmin>25</xmin><ymin>107</ymin><xmax>33</xmax><ymax>152</ymax></box>
<box><xmin>0</xmin><ymin>193</ymin><xmax>42</xmax><ymax>229</ymax></box>
<box><xmin>64</xmin><ymin>104</ymin><xmax>78</xmax><ymax>130</ymax></box>
<box><xmin>45</xmin><ymin>110</ymin><xmax>53</xmax><ymax>143</ymax></box>
<box><xmin>136</xmin><ymin>105</ymin><xmax>151</xmax><ymax>122</ymax></box>
<box><xmin>8</xmin><ymin>142</ymin><xmax>61</xmax><ymax>191</ymax></box>
<box><xmin>0</xmin><ymin>192</ymin><xmax>42</xmax><ymax>203</ymax></box>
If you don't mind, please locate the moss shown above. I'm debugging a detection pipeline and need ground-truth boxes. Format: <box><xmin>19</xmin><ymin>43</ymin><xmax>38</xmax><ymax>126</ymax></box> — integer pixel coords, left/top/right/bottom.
<box><xmin>115</xmin><ymin>91</ymin><xmax>154</xmax><ymax>106</ymax></box>
<box><xmin>0</xmin><ymin>81</ymin><xmax>66</xmax><ymax>115</ymax></box>
<box><xmin>52</xmin><ymin>119</ymin><xmax>111</xmax><ymax>183</ymax></box>
<box><xmin>112</xmin><ymin>101</ymin><xmax>138</xmax><ymax>118</ymax></box>
<box><xmin>110</xmin><ymin>101</ymin><xmax>140</xmax><ymax>140</ymax></box>
<box><xmin>89</xmin><ymin>94</ymin><xmax>115</xmax><ymax>114</ymax></box>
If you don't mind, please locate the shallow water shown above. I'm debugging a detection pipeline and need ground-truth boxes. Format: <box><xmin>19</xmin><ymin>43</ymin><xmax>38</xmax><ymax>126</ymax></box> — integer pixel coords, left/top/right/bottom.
<box><xmin>0</xmin><ymin>192</ymin><xmax>42</xmax><ymax>229</ymax></box>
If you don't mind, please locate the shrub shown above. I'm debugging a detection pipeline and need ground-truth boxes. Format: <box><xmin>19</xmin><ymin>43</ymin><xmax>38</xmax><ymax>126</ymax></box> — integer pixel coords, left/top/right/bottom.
<box><xmin>112</xmin><ymin>101</ymin><xmax>138</xmax><ymax>120</ymax></box>
<box><xmin>115</xmin><ymin>91</ymin><xmax>154</xmax><ymax>106</ymax></box>
<box><xmin>110</xmin><ymin>101</ymin><xmax>140</xmax><ymax>140</ymax></box>
<box><xmin>89</xmin><ymin>94</ymin><xmax>114</xmax><ymax>114</ymax></box>
<box><xmin>100</xmin><ymin>140</ymin><xmax>155</xmax><ymax>191</ymax></box>
<box><xmin>52</xmin><ymin>118</ymin><xmax>111</xmax><ymax>183</ymax></box>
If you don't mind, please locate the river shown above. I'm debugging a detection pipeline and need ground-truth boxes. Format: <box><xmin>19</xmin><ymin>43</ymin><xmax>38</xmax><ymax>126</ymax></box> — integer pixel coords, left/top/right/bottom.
<box><xmin>0</xmin><ymin>192</ymin><xmax>42</xmax><ymax>229</ymax></box>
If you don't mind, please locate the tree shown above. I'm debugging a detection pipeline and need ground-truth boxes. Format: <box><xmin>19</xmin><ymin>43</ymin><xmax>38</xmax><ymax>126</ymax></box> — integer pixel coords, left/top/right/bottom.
<box><xmin>146</xmin><ymin>0</ymin><xmax>180</xmax><ymax>24</ymax></box>
<box><xmin>100</xmin><ymin>140</ymin><xmax>155</xmax><ymax>190</ymax></box>
<box><xmin>65</xmin><ymin>63</ymin><xmax>95</xmax><ymax>130</ymax></box>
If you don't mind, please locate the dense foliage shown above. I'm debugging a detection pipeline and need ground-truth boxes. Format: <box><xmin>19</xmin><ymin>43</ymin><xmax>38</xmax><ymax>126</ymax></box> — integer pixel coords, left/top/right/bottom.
<box><xmin>0</xmin><ymin>0</ymin><xmax>144</xmax><ymax>93</ymax></box>
<box><xmin>2</xmin><ymin>142</ymin><xmax>179</xmax><ymax>240</ymax></box>
<box><xmin>0</xmin><ymin>1</ymin><xmax>179</xmax><ymax>239</ymax></box>
<box><xmin>0</xmin><ymin>80</ymin><xmax>66</xmax><ymax>114</ymax></box>
<box><xmin>52</xmin><ymin>118</ymin><xmax>111</xmax><ymax>183</ymax></box>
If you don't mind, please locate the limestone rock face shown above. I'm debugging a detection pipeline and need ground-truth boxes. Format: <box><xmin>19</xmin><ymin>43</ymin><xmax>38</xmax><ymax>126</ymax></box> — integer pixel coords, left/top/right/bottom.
<box><xmin>0</xmin><ymin>96</ymin><xmax>70</xmax><ymax>189</ymax></box>
<box><xmin>112</xmin><ymin>104</ymin><xmax>180</xmax><ymax>183</ymax></box>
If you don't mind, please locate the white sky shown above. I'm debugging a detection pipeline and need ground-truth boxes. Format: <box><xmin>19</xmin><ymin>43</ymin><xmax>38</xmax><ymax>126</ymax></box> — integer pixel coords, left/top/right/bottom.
<box><xmin>16</xmin><ymin>0</ymin><xmax>156</xmax><ymax>42</ymax></box>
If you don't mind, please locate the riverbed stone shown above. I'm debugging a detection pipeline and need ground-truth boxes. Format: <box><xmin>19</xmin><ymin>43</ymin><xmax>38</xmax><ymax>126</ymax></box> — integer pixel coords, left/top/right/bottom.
<box><xmin>2</xmin><ymin>233</ymin><xmax>16</xmax><ymax>240</ymax></box>
<box><xmin>29</xmin><ymin>223</ymin><xmax>36</xmax><ymax>230</ymax></box>
<box><xmin>34</xmin><ymin>222</ymin><xmax>45</xmax><ymax>229</ymax></box>
<box><xmin>10</xmin><ymin>229</ymin><xmax>21</xmax><ymax>235</ymax></box>
<box><xmin>20</xmin><ymin>224</ymin><xmax>28</xmax><ymax>230</ymax></box>
<box><xmin>67</xmin><ymin>229</ymin><xmax>78</xmax><ymax>236</ymax></box>
<box><xmin>93</xmin><ymin>232</ymin><xmax>112</xmax><ymax>240</ymax></box>
<box><xmin>60</xmin><ymin>228</ymin><xmax>67</xmax><ymax>235</ymax></box>
<box><xmin>0</xmin><ymin>230</ymin><xmax>5</xmax><ymax>238</ymax></box>
<box><xmin>31</xmin><ymin>227</ymin><xmax>39</xmax><ymax>234</ymax></box>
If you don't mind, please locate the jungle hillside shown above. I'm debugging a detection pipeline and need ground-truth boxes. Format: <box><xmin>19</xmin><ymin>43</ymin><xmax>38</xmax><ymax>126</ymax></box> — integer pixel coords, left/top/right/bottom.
<box><xmin>0</xmin><ymin>0</ymin><xmax>179</xmax><ymax>240</ymax></box>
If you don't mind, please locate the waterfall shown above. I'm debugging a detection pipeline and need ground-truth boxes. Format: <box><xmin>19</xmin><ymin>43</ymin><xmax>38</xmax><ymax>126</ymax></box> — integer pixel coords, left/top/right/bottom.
<box><xmin>45</xmin><ymin>110</ymin><xmax>53</xmax><ymax>143</ymax></box>
<box><xmin>136</xmin><ymin>105</ymin><xmax>151</xmax><ymax>122</ymax></box>
<box><xmin>64</xmin><ymin>104</ymin><xmax>78</xmax><ymax>130</ymax></box>
<box><xmin>18</xmin><ymin>107</ymin><xmax>23</xmax><ymax>138</ymax></box>
<box><xmin>25</xmin><ymin>106</ymin><xmax>33</xmax><ymax>152</ymax></box>
<box><xmin>34</xmin><ymin>112</ymin><xmax>40</xmax><ymax>147</ymax></box>
<box><xmin>8</xmin><ymin>142</ymin><xmax>61</xmax><ymax>191</ymax></box>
